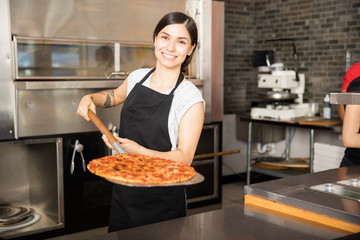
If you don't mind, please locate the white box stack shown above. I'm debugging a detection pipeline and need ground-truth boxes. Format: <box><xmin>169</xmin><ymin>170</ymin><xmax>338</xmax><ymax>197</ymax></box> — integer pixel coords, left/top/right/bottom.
<box><xmin>314</xmin><ymin>142</ymin><xmax>345</xmax><ymax>172</ymax></box>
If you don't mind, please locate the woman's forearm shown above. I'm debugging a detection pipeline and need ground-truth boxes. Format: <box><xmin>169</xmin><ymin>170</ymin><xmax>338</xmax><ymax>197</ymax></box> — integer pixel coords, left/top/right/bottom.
<box><xmin>89</xmin><ymin>78</ymin><xmax>127</xmax><ymax>108</ymax></box>
<box><xmin>90</xmin><ymin>90</ymin><xmax>116</xmax><ymax>108</ymax></box>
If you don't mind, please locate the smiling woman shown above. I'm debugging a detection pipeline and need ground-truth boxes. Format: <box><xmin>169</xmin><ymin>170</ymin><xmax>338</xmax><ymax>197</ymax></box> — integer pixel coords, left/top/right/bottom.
<box><xmin>76</xmin><ymin>12</ymin><xmax>205</xmax><ymax>232</ymax></box>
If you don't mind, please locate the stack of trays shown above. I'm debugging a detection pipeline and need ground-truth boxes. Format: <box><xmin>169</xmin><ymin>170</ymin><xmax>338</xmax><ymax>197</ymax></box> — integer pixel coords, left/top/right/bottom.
<box><xmin>314</xmin><ymin>142</ymin><xmax>345</xmax><ymax>172</ymax></box>
<box><xmin>0</xmin><ymin>206</ymin><xmax>40</xmax><ymax>233</ymax></box>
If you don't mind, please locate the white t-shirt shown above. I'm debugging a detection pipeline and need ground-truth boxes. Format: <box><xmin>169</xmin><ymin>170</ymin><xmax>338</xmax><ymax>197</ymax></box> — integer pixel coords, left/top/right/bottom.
<box><xmin>126</xmin><ymin>68</ymin><xmax>205</xmax><ymax>150</ymax></box>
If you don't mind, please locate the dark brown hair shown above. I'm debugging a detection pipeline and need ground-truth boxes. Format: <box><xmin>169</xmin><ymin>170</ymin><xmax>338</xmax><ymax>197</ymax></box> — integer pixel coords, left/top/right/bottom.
<box><xmin>153</xmin><ymin>12</ymin><xmax>198</xmax><ymax>70</ymax></box>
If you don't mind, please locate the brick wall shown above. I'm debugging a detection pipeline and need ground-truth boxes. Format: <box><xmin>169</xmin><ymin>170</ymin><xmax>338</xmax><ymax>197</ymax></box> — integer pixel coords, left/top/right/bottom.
<box><xmin>223</xmin><ymin>0</ymin><xmax>360</xmax><ymax>118</ymax></box>
<box><xmin>223</xmin><ymin>0</ymin><xmax>256</xmax><ymax>113</ymax></box>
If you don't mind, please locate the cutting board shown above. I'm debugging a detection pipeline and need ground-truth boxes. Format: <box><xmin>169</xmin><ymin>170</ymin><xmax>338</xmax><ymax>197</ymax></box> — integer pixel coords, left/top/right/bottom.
<box><xmin>295</xmin><ymin>117</ymin><xmax>341</xmax><ymax>126</ymax></box>
<box><xmin>253</xmin><ymin>159</ymin><xmax>310</xmax><ymax>169</ymax></box>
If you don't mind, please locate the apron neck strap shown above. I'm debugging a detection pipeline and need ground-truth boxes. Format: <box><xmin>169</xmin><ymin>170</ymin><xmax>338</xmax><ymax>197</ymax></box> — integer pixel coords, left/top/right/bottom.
<box><xmin>139</xmin><ymin>68</ymin><xmax>184</xmax><ymax>95</ymax></box>
<box><xmin>139</xmin><ymin>68</ymin><xmax>156</xmax><ymax>84</ymax></box>
<box><xmin>169</xmin><ymin>72</ymin><xmax>184</xmax><ymax>95</ymax></box>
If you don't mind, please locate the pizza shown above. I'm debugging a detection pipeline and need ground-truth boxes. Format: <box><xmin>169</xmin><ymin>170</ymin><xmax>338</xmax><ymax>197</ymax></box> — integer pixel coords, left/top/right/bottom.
<box><xmin>87</xmin><ymin>154</ymin><xmax>196</xmax><ymax>185</ymax></box>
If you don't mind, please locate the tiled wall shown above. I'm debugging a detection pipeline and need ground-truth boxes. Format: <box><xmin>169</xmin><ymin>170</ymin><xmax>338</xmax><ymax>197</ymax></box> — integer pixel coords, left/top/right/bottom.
<box><xmin>223</xmin><ymin>0</ymin><xmax>360</xmax><ymax>118</ymax></box>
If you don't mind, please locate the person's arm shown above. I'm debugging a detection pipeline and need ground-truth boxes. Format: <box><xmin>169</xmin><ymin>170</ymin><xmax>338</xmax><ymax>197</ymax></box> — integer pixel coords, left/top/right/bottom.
<box><xmin>338</xmin><ymin>89</ymin><xmax>346</xmax><ymax>121</ymax></box>
<box><xmin>77</xmin><ymin>78</ymin><xmax>128</xmax><ymax>121</ymax></box>
<box><xmin>338</xmin><ymin>104</ymin><xmax>345</xmax><ymax>121</ymax></box>
<box><xmin>106</xmin><ymin>102</ymin><xmax>205</xmax><ymax>165</ymax></box>
<box><xmin>342</xmin><ymin>104</ymin><xmax>360</xmax><ymax>148</ymax></box>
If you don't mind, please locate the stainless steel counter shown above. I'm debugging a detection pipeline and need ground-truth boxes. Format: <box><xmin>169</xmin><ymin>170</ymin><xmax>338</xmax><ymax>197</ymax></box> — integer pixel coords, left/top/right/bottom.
<box><xmin>81</xmin><ymin>205</ymin><xmax>351</xmax><ymax>240</ymax></box>
<box><xmin>245</xmin><ymin>166</ymin><xmax>360</xmax><ymax>227</ymax></box>
<box><xmin>66</xmin><ymin>167</ymin><xmax>360</xmax><ymax>240</ymax></box>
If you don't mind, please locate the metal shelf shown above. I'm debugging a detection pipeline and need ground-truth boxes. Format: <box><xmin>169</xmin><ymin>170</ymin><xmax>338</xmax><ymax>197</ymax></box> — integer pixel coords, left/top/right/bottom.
<box><xmin>330</xmin><ymin>92</ymin><xmax>360</xmax><ymax>105</ymax></box>
<box><xmin>250</xmin><ymin>156</ymin><xmax>310</xmax><ymax>178</ymax></box>
<box><xmin>239</xmin><ymin>115</ymin><xmax>341</xmax><ymax>185</ymax></box>
<box><xmin>251</xmin><ymin>166</ymin><xmax>310</xmax><ymax>178</ymax></box>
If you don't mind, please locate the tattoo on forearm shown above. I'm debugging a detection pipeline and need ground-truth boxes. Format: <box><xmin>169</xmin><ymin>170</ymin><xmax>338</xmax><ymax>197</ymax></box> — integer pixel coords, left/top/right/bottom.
<box><xmin>101</xmin><ymin>90</ymin><xmax>114</xmax><ymax>107</ymax></box>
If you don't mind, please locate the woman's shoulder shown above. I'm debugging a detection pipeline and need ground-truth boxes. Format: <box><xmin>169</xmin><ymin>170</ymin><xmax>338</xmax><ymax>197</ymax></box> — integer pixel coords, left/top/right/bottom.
<box><xmin>171</xmin><ymin>80</ymin><xmax>205</xmax><ymax>122</ymax></box>
<box><xmin>176</xmin><ymin>80</ymin><xmax>203</xmax><ymax>96</ymax></box>
<box><xmin>128</xmin><ymin>68</ymin><xmax>153</xmax><ymax>81</ymax></box>
<box><xmin>173</xmin><ymin>80</ymin><xmax>204</xmax><ymax>107</ymax></box>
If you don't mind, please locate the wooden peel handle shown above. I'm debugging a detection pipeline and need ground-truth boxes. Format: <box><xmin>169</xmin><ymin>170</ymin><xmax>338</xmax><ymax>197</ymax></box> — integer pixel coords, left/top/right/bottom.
<box><xmin>88</xmin><ymin>109</ymin><xmax>117</xmax><ymax>145</ymax></box>
<box><xmin>194</xmin><ymin>150</ymin><xmax>240</xmax><ymax>159</ymax></box>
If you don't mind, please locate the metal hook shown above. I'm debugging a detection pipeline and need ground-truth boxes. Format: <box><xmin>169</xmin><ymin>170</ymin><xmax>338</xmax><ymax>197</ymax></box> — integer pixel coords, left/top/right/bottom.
<box><xmin>70</xmin><ymin>140</ymin><xmax>87</xmax><ymax>174</ymax></box>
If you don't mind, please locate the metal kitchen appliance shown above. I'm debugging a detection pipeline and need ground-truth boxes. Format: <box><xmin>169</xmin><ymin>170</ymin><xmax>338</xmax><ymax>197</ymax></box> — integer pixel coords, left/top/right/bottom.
<box><xmin>251</xmin><ymin>39</ymin><xmax>310</xmax><ymax>120</ymax></box>
<box><xmin>0</xmin><ymin>138</ymin><xmax>64</xmax><ymax>239</ymax></box>
<box><xmin>250</xmin><ymin>69</ymin><xmax>307</xmax><ymax>119</ymax></box>
<box><xmin>0</xmin><ymin>0</ymin><xmax>222</xmax><ymax>142</ymax></box>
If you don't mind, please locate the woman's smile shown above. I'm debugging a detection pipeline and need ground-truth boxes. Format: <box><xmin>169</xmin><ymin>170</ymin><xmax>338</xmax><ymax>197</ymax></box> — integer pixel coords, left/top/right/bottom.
<box><xmin>162</xmin><ymin>52</ymin><xmax>177</xmax><ymax>59</ymax></box>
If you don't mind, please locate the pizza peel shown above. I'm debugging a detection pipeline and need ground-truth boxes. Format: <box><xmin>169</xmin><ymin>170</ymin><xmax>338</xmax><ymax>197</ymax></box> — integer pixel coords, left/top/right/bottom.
<box><xmin>87</xmin><ymin>109</ymin><xmax>204</xmax><ymax>187</ymax></box>
<box><xmin>105</xmin><ymin>172</ymin><xmax>205</xmax><ymax>187</ymax></box>
<box><xmin>88</xmin><ymin>109</ymin><xmax>126</xmax><ymax>154</ymax></box>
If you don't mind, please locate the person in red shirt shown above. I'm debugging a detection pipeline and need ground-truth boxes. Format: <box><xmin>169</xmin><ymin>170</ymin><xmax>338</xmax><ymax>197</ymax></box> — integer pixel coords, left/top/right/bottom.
<box><xmin>339</xmin><ymin>62</ymin><xmax>360</xmax><ymax>167</ymax></box>
<box><xmin>338</xmin><ymin>62</ymin><xmax>360</xmax><ymax>120</ymax></box>
<box><xmin>340</xmin><ymin>76</ymin><xmax>360</xmax><ymax>167</ymax></box>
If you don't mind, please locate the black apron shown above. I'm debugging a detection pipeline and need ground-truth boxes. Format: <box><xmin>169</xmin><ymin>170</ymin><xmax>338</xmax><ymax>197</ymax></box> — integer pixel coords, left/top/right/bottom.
<box><xmin>108</xmin><ymin>68</ymin><xmax>186</xmax><ymax>232</ymax></box>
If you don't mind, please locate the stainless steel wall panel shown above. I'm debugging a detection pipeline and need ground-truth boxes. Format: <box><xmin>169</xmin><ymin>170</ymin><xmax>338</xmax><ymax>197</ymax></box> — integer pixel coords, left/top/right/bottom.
<box><xmin>211</xmin><ymin>1</ymin><xmax>224</xmax><ymax>122</ymax></box>
<box><xmin>9</xmin><ymin>0</ymin><xmax>187</xmax><ymax>43</ymax></box>
<box><xmin>0</xmin><ymin>0</ymin><xmax>15</xmax><ymax>140</ymax></box>
<box><xmin>198</xmin><ymin>0</ymin><xmax>224</xmax><ymax>123</ymax></box>
<box><xmin>15</xmin><ymin>80</ymin><xmax>122</xmax><ymax>90</ymax></box>
<box><xmin>198</xmin><ymin>0</ymin><xmax>212</xmax><ymax>123</ymax></box>
<box><xmin>16</xmin><ymin>88</ymin><xmax>122</xmax><ymax>138</ymax></box>
<box><xmin>0</xmin><ymin>141</ymin><xmax>30</xmax><ymax>204</ymax></box>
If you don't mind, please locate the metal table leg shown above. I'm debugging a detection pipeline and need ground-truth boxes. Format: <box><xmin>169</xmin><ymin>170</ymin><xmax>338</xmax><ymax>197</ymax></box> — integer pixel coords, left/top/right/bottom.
<box><xmin>309</xmin><ymin>128</ymin><xmax>315</xmax><ymax>173</ymax></box>
<box><xmin>246</xmin><ymin>121</ymin><xmax>252</xmax><ymax>185</ymax></box>
<box><xmin>285</xmin><ymin>127</ymin><xmax>291</xmax><ymax>161</ymax></box>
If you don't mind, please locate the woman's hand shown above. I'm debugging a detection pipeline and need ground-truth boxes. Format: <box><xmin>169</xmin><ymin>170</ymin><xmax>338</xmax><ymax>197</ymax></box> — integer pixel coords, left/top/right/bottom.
<box><xmin>77</xmin><ymin>95</ymin><xmax>96</xmax><ymax>121</ymax></box>
<box><xmin>102</xmin><ymin>134</ymin><xmax>145</xmax><ymax>154</ymax></box>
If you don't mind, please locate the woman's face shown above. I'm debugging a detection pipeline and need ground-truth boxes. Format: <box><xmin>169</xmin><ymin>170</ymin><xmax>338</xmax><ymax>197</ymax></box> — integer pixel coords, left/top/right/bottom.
<box><xmin>154</xmin><ymin>23</ymin><xmax>195</xmax><ymax>70</ymax></box>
